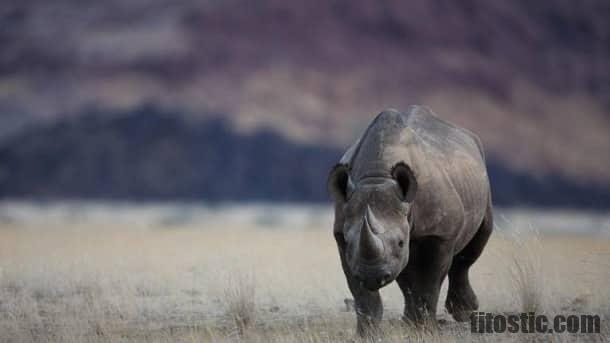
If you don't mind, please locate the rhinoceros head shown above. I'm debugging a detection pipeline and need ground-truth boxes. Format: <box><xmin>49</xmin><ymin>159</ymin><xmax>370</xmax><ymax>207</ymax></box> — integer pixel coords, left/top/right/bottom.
<box><xmin>328</xmin><ymin>162</ymin><xmax>417</xmax><ymax>291</ymax></box>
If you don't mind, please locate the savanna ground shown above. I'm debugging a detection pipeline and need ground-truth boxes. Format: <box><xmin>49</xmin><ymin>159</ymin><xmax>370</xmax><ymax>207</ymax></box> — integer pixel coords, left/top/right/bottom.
<box><xmin>0</xmin><ymin>202</ymin><xmax>608</xmax><ymax>342</ymax></box>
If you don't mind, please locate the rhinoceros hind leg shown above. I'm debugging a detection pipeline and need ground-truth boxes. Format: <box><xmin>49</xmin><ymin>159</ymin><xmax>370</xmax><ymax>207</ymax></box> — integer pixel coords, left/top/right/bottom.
<box><xmin>446</xmin><ymin>206</ymin><xmax>493</xmax><ymax>322</ymax></box>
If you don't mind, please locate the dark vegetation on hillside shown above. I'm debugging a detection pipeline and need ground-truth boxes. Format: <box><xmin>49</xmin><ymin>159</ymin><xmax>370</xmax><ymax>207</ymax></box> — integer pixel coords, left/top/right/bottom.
<box><xmin>1</xmin><ymin>108</ymin><xmax>608</xmax><ymax>209</ymax></box>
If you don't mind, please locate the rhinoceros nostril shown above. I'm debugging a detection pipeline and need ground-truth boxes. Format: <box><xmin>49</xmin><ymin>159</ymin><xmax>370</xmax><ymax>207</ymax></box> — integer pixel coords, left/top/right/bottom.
<box><xmin>398</xmin><ymin>240</ymin><xmax>404</xmax><ymax>248</ymax></box>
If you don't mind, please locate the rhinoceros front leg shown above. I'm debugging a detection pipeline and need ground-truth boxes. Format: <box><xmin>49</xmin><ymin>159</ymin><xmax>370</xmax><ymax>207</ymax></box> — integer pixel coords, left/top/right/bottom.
<box><xmin>337</xmin><ymin>248</ymin><xmax>383</xmax><ymax>337</ymax></box>
<box><xmin>396</xmin><ymin>237</ymin><xmax>452</xmax><ymax>326</ymax></box>
<box><xmin>345</xmin><ymin>273</ymin><xmax>383</xmax><ymax>336</ymax></box>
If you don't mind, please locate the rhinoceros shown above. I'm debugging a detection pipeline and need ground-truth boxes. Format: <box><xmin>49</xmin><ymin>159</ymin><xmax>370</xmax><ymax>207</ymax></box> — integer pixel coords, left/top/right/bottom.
<box><xmin>328</xmin><ymin>106</ymin><xmax>493</xmax><ymax>335</ymax></box>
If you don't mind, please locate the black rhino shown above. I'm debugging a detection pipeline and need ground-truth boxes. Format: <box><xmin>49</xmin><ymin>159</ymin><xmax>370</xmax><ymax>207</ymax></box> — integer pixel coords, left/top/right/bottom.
<box><xmin>328</xmin><ymin>106</ymin><xmax>493</xmax><ymax>335</ymax></box>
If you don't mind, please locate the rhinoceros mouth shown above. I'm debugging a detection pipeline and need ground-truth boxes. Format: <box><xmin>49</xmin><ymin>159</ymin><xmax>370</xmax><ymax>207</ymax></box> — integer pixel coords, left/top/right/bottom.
<box><xmin>356</xmin><ymin>272</ymin><xmax>394</xmax><ymax>291</ymax></box>
<box><xmin>354</xmin><ymin>264</ymin><xmax>395</xmax><ymax>290</ymax></box>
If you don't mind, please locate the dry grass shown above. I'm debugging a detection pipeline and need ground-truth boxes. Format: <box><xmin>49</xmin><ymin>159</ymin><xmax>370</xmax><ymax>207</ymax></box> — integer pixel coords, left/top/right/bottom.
<box><xmin>0</xmin><ymin>202</ymin><xmax>608</xmax><ymax>342</ymax></box>
<box><xmin>224</xmin><ymin>274</ymin><xmax>257</xmax><ymax>336</ymax></box>
<box><xmin>504</xmin><ymin>222</ymin><xmax>545</xmax><ymax>313</ymax></box>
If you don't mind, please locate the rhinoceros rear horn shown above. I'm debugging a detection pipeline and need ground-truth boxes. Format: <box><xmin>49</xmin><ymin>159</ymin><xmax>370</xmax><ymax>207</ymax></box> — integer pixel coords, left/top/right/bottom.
<box><xmin>328</xmin><ymin>164</ymin><xmax>352</xmax><ymax>202</ymax></box>
<box><xmin>391</xmin><ymin>162</ymin><xmax>418</xmax><ymax>202</ymax></box>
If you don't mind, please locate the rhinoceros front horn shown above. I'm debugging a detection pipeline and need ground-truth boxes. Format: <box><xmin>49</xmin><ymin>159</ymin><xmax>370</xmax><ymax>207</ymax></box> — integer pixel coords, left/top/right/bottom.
<box><xmin>359</xmin><ymin>206</ymin><xmax>384</xmax><ymax>261</ymax></box>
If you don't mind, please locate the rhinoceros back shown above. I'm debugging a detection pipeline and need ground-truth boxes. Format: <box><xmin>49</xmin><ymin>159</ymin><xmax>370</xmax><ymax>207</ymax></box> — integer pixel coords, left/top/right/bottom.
<box><xmin>341</xmin><ymin>106</ymin><xmax>490</xmax><ymax>245</ymax></box>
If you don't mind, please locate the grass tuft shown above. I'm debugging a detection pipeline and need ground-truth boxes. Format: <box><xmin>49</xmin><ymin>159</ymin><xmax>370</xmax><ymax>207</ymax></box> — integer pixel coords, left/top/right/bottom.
<box><xmin>500</xmin><ymin>218</ymin><xmax>545</xmax><ymax>313</ymax></box>
<box><xmin>224</xmin><ymin>274</ymin><xmax>257</xmax><ymax>336</ymax></box>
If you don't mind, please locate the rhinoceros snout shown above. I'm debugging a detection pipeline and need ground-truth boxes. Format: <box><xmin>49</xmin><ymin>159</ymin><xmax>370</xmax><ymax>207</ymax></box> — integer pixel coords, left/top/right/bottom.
<box><xmin>355</xmin><ymin>270</ymin><xmax>393</xmax><ymax>291</ymax></box>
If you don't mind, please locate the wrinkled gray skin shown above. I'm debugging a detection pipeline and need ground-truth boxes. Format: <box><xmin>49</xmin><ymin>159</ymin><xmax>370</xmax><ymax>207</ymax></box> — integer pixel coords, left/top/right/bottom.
<box><xmin>328</xmin><ymin>106</ymin><xmax>493</xmax><ymax>336</ymax></box>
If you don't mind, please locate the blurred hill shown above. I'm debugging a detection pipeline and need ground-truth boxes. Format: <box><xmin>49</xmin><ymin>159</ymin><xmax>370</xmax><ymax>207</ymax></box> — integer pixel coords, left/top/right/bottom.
<box><xmin>0</xmin><ymin>108</ymin><xmax>337</xmax><ymax>202</ymax></box>
<box><xmin>1</xmin><ymin>1</ymin><xmax>609</xmax><ymax>206</ymax></box>
<box><xmin>0</xmin><ymin>108</ymin><xmax>609</xmax><ymax>208</ymax></box>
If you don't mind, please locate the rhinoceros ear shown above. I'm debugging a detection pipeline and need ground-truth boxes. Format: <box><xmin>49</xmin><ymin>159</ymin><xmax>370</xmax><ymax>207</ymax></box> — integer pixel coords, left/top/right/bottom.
<box><xmin>328</xmin><ymin>164</ymin><xmax>351</xmax><ymax>202</ymax></box>
<box><xmin>391</xmin><ymin>162</ymin><xmax>418</xmax><ymax>202</ymax></box>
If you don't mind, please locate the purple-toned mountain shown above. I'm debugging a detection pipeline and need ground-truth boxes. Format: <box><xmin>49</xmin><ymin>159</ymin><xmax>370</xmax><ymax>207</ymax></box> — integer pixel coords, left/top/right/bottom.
<box><xmin>1</xmin><ymin>0</ymin><xmax>609</xmax><ymax>186</ymax></box>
